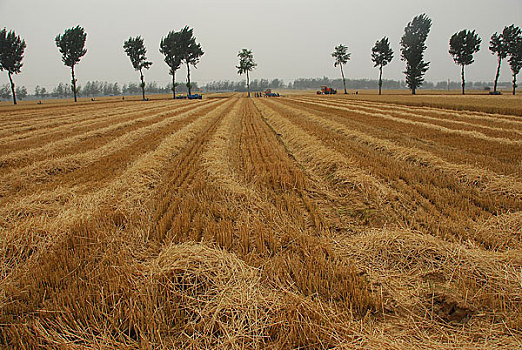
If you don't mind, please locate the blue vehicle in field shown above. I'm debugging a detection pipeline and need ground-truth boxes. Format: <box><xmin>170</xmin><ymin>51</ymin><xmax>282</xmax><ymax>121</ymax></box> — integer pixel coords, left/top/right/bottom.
<box><xmin>188</xmin><ymin>94</ymin><xmax>203</xmax><ymax>99</ymax></box>
<box><xmin>264</xmin><ymin>89</ymin><xmax>280</xmax><ymax>97</ymax></box>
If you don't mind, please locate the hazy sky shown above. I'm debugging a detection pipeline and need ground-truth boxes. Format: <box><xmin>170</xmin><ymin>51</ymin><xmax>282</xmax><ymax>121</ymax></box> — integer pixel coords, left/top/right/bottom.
<box><xmin>1</xmin><ymin>0</ymin><xmax>521</xmax><ymax>91</ymax></box>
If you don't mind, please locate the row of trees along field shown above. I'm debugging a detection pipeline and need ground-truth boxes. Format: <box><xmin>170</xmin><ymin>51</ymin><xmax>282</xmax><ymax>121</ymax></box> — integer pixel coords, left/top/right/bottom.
<box><xmin>1</xmin><ymin>77</ymin><xmax>505</xmax><ymax>101</ymax></box>
<box><xmin>0</xmin><ymin>25</ymin><xmax>204</xmax><ymax>104</ymax></box>
<box><xmin>1</xmin><ymin>15</ymin><xmax>522</xmax><ymax>104</ymax></box>
<box><xmin>328</xmin><ymin>14</ymin><xmax>522</xmax><ymax>96</ymax></box>
<box><xmin>0</xmin><ymin>80</ymin><xmax>201</xmax><ymax>101</ymax></box>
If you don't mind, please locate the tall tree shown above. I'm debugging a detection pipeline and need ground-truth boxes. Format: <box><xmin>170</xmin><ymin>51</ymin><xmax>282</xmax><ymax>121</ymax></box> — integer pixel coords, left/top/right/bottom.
<box><xmin>236</xmin><ymin>49</ymin><xmax>257</xmax><ymax>97</ymax></box>
<box><xmin>490</xmin><ymin>34</ymin><xmax>508</xmax><ymax>94</ymax></box>
<box><xmin>371</xmin><ymin>37</ymin><xmax>394</xmax><ymax>95</ymax></box>
<box><xmin>178</xmin><ymin>26</ymin><xmax>203</xmax><ymax>96</ymax></box>
<box><xmin>123</xmin><ymin>36</ymin><xmax>152</xmax><ymax>101</ymax></box>
<box><xmin>55</xmin><ymin>26</ymin><xmax>87</xmax><ymax>102</ymax></box>
<box><xmin>332</xmin><ymin>44</ymin><xmax>351</xmax><ymax>94</ymax></box>
<box><xmin>0</xmin><ymin>28</ymin><xmax>26</xmax><ymax>105</ymax></box>
<box><xmin>489</xmin><ymin>25</ymin><xmax>521</xmax><ymax>94</ymax></box>
<box><xmin>508</xmin><ymin>36</ymin><xmax>522</xmax><ymax>95</ymax></box>
<box><xmin>449</xmin><ymin>29</ymin><xmax>481</xmax><ymax>95</ymax></box>
<box><xmin>160</xmin><ymin>31</ymin><xmax>183</xmax><ymax>99</ymax></box>
<box><xmin>502</xmin><ymin>25</ymin><xmax>522</xmax><ymax>96</ymax></box>
<box><xmin>400</xmin><ymin>14</ymin><xmax>432</xmax><ymax>95</ymax></box>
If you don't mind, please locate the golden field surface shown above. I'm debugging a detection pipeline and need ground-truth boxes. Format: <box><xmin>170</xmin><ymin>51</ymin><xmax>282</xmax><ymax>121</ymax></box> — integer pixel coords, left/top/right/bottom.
<box><xmin>0</xmin><ymin>93</ymin><xmax>521</xmax><ymax>348</ymax></box>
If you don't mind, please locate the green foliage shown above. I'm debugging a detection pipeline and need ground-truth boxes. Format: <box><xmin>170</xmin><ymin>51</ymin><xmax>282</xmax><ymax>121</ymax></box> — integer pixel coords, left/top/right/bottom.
<box><xmin>508</xmin><ymin>39</ymin><xmax>522</xmax><ymax>75</ymax></box>
<box><xmin>503</xmin><ymin>25</ymin><xmax>522</xmax><ymax>52</ymax></box>
<box><xmin>0</xmin><ymin>28</ymin><xmax>26</xmax><ymax>74</ymax></box>
<box><xmin>449</xmin><ymin>29</ymin><xmax>481</xmax><ymax>94</ymax></box>
<box><xmin>332</xmin><ymin>44</ymin><xmax>351</xmax><ymax>67</ymax></box>
<box><xmin>371</xmin><ymin>37</ymin><xmax>393</xmax><ymax>68</ymax></box>
<box><xmin>55</xmin><ymin>26</ymin><xmax>87</xmax><ymax>68</ymax></box>
<box><xmin>178</xmin><ymin>26</ymin><xmax>204</xmax><ymax>68</ymax></box>
<box><xmin>400</xmin><ymin>14</ymin><xmax>432</xmax><ymax>94</ymax></box>
<box><xmin>507</xmin><ymin>34</ymin><xmax>522</xmax><ymax>95</ymax></box>
<box><xmin>490</xmin><ymin>33</ymin><xmax>508</xmax><ymax>60</ymax></box>
<box><xmin>236</xmin><ymin>49</ymin><xmax>256</xmax><ymax>75</ymax></box>
<box><xmin>160</xmin><ymin>31</ymin><xmax>183</xmax><ymax>76</ymax></box>
<box><xmin>449</xmin><ymin>30</ymin><xmax>481</xmax><ymax>66</ymax></box>
<box><xmin>123</xmin><ymin>36</ymin><xmax>152</xmax><ymax>72</ymax></box>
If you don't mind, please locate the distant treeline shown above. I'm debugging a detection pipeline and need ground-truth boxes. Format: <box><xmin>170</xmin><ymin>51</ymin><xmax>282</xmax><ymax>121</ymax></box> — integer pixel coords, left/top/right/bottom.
<box><xmin>203</xmin><ymin>79</ymin><xmax>284</xmax><ymax>92</ymax></box>
<box><xmin>1</xmin><ymin>78</ymin><xmax>510</xmax><ymax>102</ymax></box>
<box><xmin>0</xmin><ymin>81</ymin><xmax>201</xmax><ymax>100</ymax></box>
<box><xmin>201</xmin><ymin>77</ymin><xmax>507</xmax><ymax>92</ymax></box>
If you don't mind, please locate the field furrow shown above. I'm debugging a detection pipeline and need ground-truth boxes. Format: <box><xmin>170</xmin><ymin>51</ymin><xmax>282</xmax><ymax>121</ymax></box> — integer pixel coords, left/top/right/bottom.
<box><xmin>0</xmin><ymin>101</ymin><xmax>213</xmax><ymax>169</ymax></box>
<box><xmin>283</xmin><ymin>99</ymin><xmax>521</xmax><ymax>178</ymax></box>
<box><xmin>260</xmin><ymin>98</ymin><xmax>521</xmax><ymax>247</ymax></box>
<box><xmin>276</xmin><ymin>97</ymin><xmax>522</xmax><ymax>190</ymax></box>
<box><xmin>305</xmin><ymin>97</ymin><xmax>522</xmax><ymax>138</ymax></box>
<box><xmin>0</xmin><ymin>100</ymin><xmax>224</xmax><ymax>200</ymax></box>
<box><xmin>348</xmin><ymin>97</ymin><xmax>522</xmax><ymax>125</ymax></box>
<box><xmin>292</xmin><ymin>98</ymin><xmax>521</xmax><ymax>146</ymax></box>
<box><xmin>0</xmin><ymin>101</ymin><xmax>171</xmax><ymax>140</ymax></box>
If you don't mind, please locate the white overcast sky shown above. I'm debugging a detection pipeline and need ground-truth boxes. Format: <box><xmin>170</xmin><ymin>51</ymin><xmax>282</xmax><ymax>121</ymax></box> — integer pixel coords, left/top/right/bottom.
<box><xmin>1</xmin><ymin>0</ymin><xmax>521</xmax><ymax>91</ymax></box>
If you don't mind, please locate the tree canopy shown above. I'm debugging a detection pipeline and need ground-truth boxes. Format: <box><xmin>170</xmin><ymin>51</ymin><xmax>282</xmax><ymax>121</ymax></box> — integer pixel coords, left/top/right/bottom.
<box><xmin>55</xmin><ymin>26</ymin><xmax>87</xmax><ymax>68</ymax></box>
<box><xmin>55</xmin><ymin>26</ymin><xmax>87</xmax><ymax>102</ymax></box>
<box><xmin>178</xmin><ymin>26</ymin><xmax>204</xmax><ymax>95</ymax></box>
<box><xmin>449</xmin><ymin>29</ymin><xmax>481</xmax><ymax>95</ymax></box>
<box><xmin>400</xmin><ymin>14</ymin><xmax>432</xmax><ymax>95</ymax></box>
<box><xmin>371</xmin><ymin>37</ymin><xmax>393</xmax><ymax>95</ymax></box>
<box><xmin>160</xmin><ymin>31</ymin><xmax>183</xmax><ymax>98</ymax></box>
<box><xmin>0</xmin><ymin>28</ymin><xmax>26</xmax><ymax>105</ymax></box>
<box><xmin>507</xmin><ymin>30</ymin><xmax>522</xmax><ymax>95</ymax></box>
<box><xmin>124</xmin><ymin>36</ymin><xmax>152</xmax><ymax>72</ymax></box>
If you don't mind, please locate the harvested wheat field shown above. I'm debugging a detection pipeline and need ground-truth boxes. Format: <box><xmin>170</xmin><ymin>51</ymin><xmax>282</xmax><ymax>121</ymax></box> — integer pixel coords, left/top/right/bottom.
<box><xmin>1</xmin><ymin>94</ymin><xmax>521</xmax><ymax>349</ymax></box>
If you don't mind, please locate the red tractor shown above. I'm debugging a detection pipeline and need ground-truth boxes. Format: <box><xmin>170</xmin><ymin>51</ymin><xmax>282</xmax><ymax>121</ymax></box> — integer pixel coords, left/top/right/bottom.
<box><xmin>317</xmin><ymin>86</ymin><xmax>337</xmax><ymax>95</ymax></box>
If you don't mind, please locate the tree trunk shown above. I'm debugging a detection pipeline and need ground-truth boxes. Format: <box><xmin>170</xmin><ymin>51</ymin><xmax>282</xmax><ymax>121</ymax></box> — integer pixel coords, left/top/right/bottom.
<box><xmin>186</xmin><ymin>62</ymin><xmax>192</xmax><ymax>95</ymax></box>
<box><xmin>378</xmin><ymin>65</ymin><xmax>383</xmax><ymax>95</ymax></box>
<box><xmin>8</xmin><ymin>72</ymin><xmax>16</xmax><ymax>105</ymax></box>
<box><xmin>461</xmin><ymin>64</ymin><xmax>465</xmax><ymax>95</ymax></box>
<box><xmin>340</xmin><ymin>64</ymin><xmax>347</xmax><ymax>94</ymax></box>
<box><xmin>246</xmin><ymin>70</ymin><xmax>250</xmax><ymax>98</ymax></box>
<box><xmin>412</xmin><ymin>86</ymin><xmax>416</xmax><ymax>95</ymax></box>
<box><xmin>172</xmin><ymin>71</ymin><xmax>176</xmax><ymax>99</ymax></box>
<box><xmin>71</xmin><ymin>65</ymin><xmax>77</xmax><ymax>102</ymax></box>
<box><xmin>513</xmin><ymin>73</ymin><xmax>517</xmax><ymax>96</ymax></box>
<box><xmin>493</xmin><ymin>56</ymin><xmax>501</xmax><ymax>94</ymax></box>
<box><xmin>140</xmin><ymin>69</ymin><xmax>146</xmax><ymax>101</ymax></box>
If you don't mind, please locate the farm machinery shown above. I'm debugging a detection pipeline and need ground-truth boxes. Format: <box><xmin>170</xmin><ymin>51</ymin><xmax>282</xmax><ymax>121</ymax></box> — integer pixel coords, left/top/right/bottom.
<box><xmin>317</xmin><ymin>86</ymin><xmax>337</xmax><ymax>95</ymax></box>
<box><xmin>176</xmin><ymin>93</ymin><xmax>203</xmax><ymax>99</ymax></box>
<box><xmin>264</xmin><ymin>89</ymin><xmax>280</xmax><ymax>97</ymax></box>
